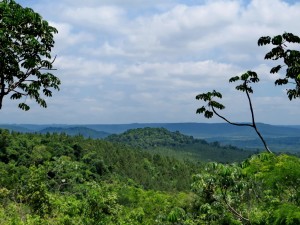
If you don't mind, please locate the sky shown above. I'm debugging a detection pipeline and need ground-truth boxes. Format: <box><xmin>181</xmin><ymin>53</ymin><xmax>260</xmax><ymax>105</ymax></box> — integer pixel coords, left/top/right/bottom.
<box><xmin>2</xmin><ymin>0</ymin><xmax>300</xmax><ymax>125</ymax></box>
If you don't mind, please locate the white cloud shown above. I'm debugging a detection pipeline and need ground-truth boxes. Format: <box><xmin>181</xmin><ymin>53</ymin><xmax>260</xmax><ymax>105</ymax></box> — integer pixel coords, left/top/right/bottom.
<box><xmin>50</xmin><ymin>22</ymin><xmax>95</xmax><ymax>52</ymax></box>
<box><xmin>63</xmin><ymin>6</ymin><xmax>125</xmax><ymax>31</ymax></box>
<box><xmin>55</xmin><ymin>56</ymin><xmax>117</xmax><ymax>78</ymax></box>
<box><xmin>4</xmin><ymin>0</ymin><xmax>300</xmax><ymax>124</ymax></box>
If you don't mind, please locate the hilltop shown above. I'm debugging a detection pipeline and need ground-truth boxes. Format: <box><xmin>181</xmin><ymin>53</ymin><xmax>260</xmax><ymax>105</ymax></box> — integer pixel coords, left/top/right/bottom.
<box><xmin>106</xmin><ymin>127</ymin><xmax>254</xmax><ymax>163</ymax></box>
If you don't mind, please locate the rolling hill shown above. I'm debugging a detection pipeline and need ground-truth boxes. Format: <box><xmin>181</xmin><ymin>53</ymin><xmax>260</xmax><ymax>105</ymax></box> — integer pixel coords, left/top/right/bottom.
<box><xmin>105</xmin><ymin>127</ymin><xmax>255</xmax><ymax>163</ymax></box>
<box><xmin>39</xmin><ymin>127</ymin><xmax>110</xmax><ymax>138</ymax></box>
<box><xmin>1</xmin><ymin>122</ymin><xmax>300</xmax><ymax>152</ymax></box>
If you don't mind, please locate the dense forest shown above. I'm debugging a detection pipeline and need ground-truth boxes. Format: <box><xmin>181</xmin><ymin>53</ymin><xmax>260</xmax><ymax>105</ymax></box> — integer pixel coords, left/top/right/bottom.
<box><xmin>106</xmin><ymin>127</ymin><xmax>254</xmax><ymax>163</ymax></box>
<box><xmin>2</xmin><ymin>123</ymin><xmax>300</xmax><ymax>152</ymax></box>
<box><xmin>0</xmin><ymin>128</ymin><xmax>299</xmax><ymax>224</ymax></box>
<box><xmin>1</xmin><ymin>0</ymin><xmax>300</xmax><ymax>224</ymax></box>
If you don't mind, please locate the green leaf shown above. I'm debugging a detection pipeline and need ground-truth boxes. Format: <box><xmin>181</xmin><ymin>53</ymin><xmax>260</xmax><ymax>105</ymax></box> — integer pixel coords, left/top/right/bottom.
<box><xmin>229</xmin><ymin>76</ymin><xmax>239</xmax><ymax>83</ymax></box>
<box><xmin>287</xmin><ymin>89</ymin><xmax>297</xmax><ymax>100</ymax></box>
<box><xmin>196</xmin><ymin>92</ymin><xmax>212</xmax><ymax>101</ymax></box>
<box><xmin>275</xmin><ymin>78</ymin><xmax>288</xmax><ymax>86</ymax></box>
<box><xmin>258</xmin><ymin>36</ymin><xmax>271</xmax><ymax>46</ymax></box>
<box><xmin>18</xmin><ymin>103</ymin><xmax>30</xmax><ymax>111</ymax></box>
<box><xmin>241</xmin><ymin>72</ymin><xmax>250</xmax><ymax>81</ymax></box>
<box><xmin>212</xmin><ymin>90</ymin><xmax>222</xmax><ymax>98</ymax></box>
<box><xmin>236</xmin><ymin>84</ymin><xmax>246</xmax><ymax>92</ymax></box>
<box><xmin>196</xmin><ymin>106</ymin><xmax>206</xmax><ymax>114</ymax></box>
<box><xmin>283</xmin><ymin>32</ymin><xmax>300</xmax><ymax>43</ymax></box>
<box><xmin>272</xmin><ymin>35</ymin><xmax>283</xmax><ymax>45</ymax></box>
<box><xmin>43</xmin><ymin>89</ymin><xmax>52</xmax><ymax>97</ymax></box>
<box><xmin>270</xmin><ymin>65</ymin><xmax>282</xmax><ymax>74</ymax></box>
<box><xmin>209</xmin><ymin>101</ymin><xmax>225</xmax><ymax>110</ymax></box>
<box><xmin>204</xmin><ymin>110</ymin><xmax>213</xmax><ymax>119</ymax></box>
<box><xmin>10</xmin><ymin>93</ymin><xmax>22</xmax><ymax>99</ymax></box>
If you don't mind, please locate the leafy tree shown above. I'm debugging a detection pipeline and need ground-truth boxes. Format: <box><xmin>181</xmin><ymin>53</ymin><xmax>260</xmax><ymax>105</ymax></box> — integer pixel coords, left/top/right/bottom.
<box><xmin>195</xmin><ymin>33</ymin><xmax>300</xmax><ymax>153</ymax></box>
<box><xmin>258</xmin><ymin>32</ymin><xmax>300</xmax><ymax>100</ymax></box>
<box><xmin>81</xmin><ymin>182</ymin><xmax>121</xmax><ymax>225</ymax></box>
<box><xmin>196</xmin><ymin>71</ymin><xmax>272</xmax><ymax>153</ymax></box>
<box><xmin>191</xmin><ymin>153</ymin><xmax>300</xmax><ymax>225</ymax></box>
<box><xmin>0</xmin><ymin>0</ymin><xmax>60</xmax><ymax>110</ymax></box>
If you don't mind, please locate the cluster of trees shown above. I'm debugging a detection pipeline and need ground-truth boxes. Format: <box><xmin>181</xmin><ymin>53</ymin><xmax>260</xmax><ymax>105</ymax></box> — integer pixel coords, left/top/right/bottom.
<box><xmin>106</xmin><ymin>127</ymin><xmax>253</xmax><ymax>163</ymax></box>
<box><xmin>0</xmin><ymin>129</ymin><xmax>197</xmax><ymax>224</ymax></box>
<box><xmin>0</xmin><ymin>130</ymin><xmax>198</xmax><ymax>192</ymax></box>
<box><xmin>1</xmin><ymin>1</ymin><xmax>300</xmax><ymax>224</ymax></box>
<box><xmin>106</xmin><ymin>127</ymin><xmax>200</xmax><ymax>149</ymax></box>
<box><xmin>0</xmin><ymin>130</ymin><xmax>299</xmax><ymax>224</ymax></box>
<box><xmin>192</xmin><ymin>153</ymin><xmax>300</xmax><ymax>224</ymax></box>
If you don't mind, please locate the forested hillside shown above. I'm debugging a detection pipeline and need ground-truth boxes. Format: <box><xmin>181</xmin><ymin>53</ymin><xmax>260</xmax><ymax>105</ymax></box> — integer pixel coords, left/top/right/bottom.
<box><xmin>106</xmin><ymin>127</ymin><xmax>255</xmax><ymax>163</ymax></box>
<box><xmin>39</xmin><ymin>127</ymin><xmax>110</xmax><ymax>139</ymax></box>
<box><xmin>1</xmin><ymin>0</ymin><xmax>300</xmax><ymax>224</ymax></box>
<box><xmin>1</xmin><ymin>123</ymin><xmax>300</xmax><ymax>152</ymax></box>
<box><xmin>0</xmin><ymin>129</ymin><xmax>299</xmax><ymax>224</ymax></box>
<box><xmin>0</xmin><ymin>130</ymin><xmax>197</xmax><ymax>192</ymax></box>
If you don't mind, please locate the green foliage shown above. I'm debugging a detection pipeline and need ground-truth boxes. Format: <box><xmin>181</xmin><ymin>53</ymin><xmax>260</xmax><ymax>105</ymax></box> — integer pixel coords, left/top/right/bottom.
<box><xmin>81</xmin><ymin>182</ymin><xmax>121</xmax><ymax>225</ymax></box>
<box><xmin>196</xmin><ymin>71</ymin><xmax>259</xmax><ymax>120</ymax></box>
<box><xmin>258</xmin><ymin>32</ymin><xmax>300</xmax><ymax>100</ymax></box>
<box><xmin>0</xmin><ymin>0</ymin><xmax>60</xmax><ymax>110</ymax></box>
<box><xmin>271</xmin><ymin>204</ymin><xmax>300</xmax><ymax>225</ymax></box>
<box><xmin>21</xmin><ymin>165</ymin><xmax>52</xmax><ymax>217</ymax></box>
<box><xmin>0</xmin><ymin>130</ymin><xmax>299</xmax><ymax>224</ymax></box>
<box><xmin>195</xmin><ymin>90</ymin><xmax>224</xmax><ymax>119</ymax></box>
<box><xmin>106</xmin><ymin>127</ymin><xmax>252</xmax><ymax>163</ymax></box>
<box><xmin>0</xmin><ymin>129</ymin><xmax>198</xmax><ymax>192</ymax></box>
<box><xmin>191</xmin><ymin>153</ymin><xmax>300</xmax><ymax>224</ymax></box>
<box><xmin>106</xmin><ymin>127</ymin><xmax>198</xmax><ymax>149</ymax></box>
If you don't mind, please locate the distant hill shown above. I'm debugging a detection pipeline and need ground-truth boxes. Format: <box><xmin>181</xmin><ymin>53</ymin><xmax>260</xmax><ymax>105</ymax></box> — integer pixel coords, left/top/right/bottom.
<box><xmin>84</xmin><ymin>123</ymin><xmax>300</xmax><ymax>153</ymax></box>
<box><xmin>0</xmin><ymin>124</ymin><xmax>33</xmax><ymax>133</ymax></box>
<box><xmin>106</xmin><ymin>127</ymin><xmax>202</xmax><ymax>149</ymax></box>
<box><xmin>39</xmin><ymin>127</ymin><xmax>110</xmax><ymax>139</ymax></box>
<box><xmin>81</xmin><ymin>122</ymin><xmax>300</xmax><ymax>138</ymax></box>
<box><xmin>105</xmin><ymin>127</ymin><xmax>255</xmax><ymax>163</ymax></box>
<box><xmin>1</xmin><ymin>122</ymin><xmax>300</xmax><ymax>152</ymax></box>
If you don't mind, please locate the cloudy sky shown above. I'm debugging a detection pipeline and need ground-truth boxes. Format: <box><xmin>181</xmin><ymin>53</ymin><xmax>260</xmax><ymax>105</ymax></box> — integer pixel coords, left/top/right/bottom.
<box><xmin>2</xmin><ymin>0</ymin><xmax>300</xmax><ymax>124</ymax></box>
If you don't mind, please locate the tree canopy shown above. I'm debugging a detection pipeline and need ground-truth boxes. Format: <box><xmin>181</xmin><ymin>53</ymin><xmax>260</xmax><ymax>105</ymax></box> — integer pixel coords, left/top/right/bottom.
<box><xmin>0</xmin><ymin>0</ymin><xmax>60</xmax><ymax>110</ymax></box>
<box><xmin>0</xmin><ymin>130</ymin><xmax>299</xmax><ymax>224</ymax></box>
<box><xmin>258</xmin><ymin>32</ymin><xmax>300</xmax><ymax>100</ymax></box>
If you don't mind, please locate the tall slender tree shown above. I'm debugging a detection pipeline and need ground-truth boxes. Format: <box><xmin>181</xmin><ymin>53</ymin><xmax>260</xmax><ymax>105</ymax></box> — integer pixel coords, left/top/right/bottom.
<box><xmin>196</xmin><ymin>32</ymin><xmax>300</xmax><ymax>153</ymax></box>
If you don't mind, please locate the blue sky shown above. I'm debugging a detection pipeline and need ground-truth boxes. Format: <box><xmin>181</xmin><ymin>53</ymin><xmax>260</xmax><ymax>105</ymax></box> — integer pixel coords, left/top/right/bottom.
<box><xmin>2</xmin><ymin>0</ymin><xmax>300</xmax><ymax>124</ymax></box>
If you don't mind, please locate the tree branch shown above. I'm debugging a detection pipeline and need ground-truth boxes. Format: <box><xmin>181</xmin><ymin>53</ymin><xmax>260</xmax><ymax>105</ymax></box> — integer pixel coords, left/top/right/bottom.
<box><xmin>245</xmin><ymin>87</ymin><xmax>272</xmax><ymax>153</ymax></box>
<box><xmin>211</xmin><ymin>106</ymin><xmax>253</xmax><ymax>128</ymax></box>
<box><xmin>223</xmin><ymin>197</ymin><xmax>250</xmax><ymax>223</ymax></box>
<box><xmin>209</xmin><ymin>85</ymin><xmax>272</xmax><ymax>153</ymax></box>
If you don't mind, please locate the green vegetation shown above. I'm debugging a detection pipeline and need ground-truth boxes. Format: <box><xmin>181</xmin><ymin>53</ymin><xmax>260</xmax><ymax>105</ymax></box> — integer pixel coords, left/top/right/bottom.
<box><xmin>258</xmin><ymin>33</ymin><xmax>300</xmax><ymax>100</ymax></box>
<box><xmin>1</xmin><ymin>1</ymin><xmax>299</xmax><ymax>223</ymax></box>
<box><xmin>0</xmin><ymin>129</ymin><xmax>299</xmax><ymax>224</ymax></box>
<box><xmin>106</xmin><ymin>127</ymin><xmax>199</xmax><ymax>149</ymax></box>
<box><xmin>2</xmin><ymin>123</ymin><xmax>300</xmax><ymax>153</ymax></box>
<box><xmin>39</xmin><ymin>127</ymin><xmax>110</xmax><ymax>139</ymax></box>
<box><xmin>0</xmin><ymin>129</ymin><xmax>197</xmax><ymax>192</ymax></box>
<box><xmin>191</xmin><ymin>153</ymin><xmax>300</xmax><ymax>224</ymax></box>
<box><xmin>0</xmin><ymin>0</ymin><xmax>60</xmax><ymax>110</ymax></box>
<box><xmin>106</xmin><ymin>127</ymin><xmax>254</xmax><ymax>163</ymax></box>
